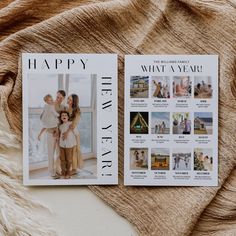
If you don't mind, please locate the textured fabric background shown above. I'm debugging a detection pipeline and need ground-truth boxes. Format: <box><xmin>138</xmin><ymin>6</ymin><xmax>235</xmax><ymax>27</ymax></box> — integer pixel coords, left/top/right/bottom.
<box><xmin>0</xmin><ymin>0</ymin><xmax>236</xmax><ymax>235</ymax></box>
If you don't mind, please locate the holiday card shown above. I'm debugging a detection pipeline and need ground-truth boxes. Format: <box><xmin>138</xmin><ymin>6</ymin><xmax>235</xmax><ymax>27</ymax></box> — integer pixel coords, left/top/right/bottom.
<box><xmin>23</xmin><ymin>53</ymin><xmax>118</xmax><ymax>185</ymax></box>
<box><xmin>124</xmin><ymin>55</ymin><xmax>218</xmax><ymax>186</ymax></box>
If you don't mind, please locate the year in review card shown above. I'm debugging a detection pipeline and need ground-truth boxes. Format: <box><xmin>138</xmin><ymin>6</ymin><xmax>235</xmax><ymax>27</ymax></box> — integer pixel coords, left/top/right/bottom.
<box><xmin>124</xmin><ymin>55</ymin><xmax>218</xmax><ymax>186</ymax></box>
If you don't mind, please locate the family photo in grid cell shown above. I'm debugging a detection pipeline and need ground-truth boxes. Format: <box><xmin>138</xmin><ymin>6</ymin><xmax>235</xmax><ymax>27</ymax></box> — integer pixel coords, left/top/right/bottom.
<box><xmin>151</xmin><ymin>112</ymin><xmax>170</xmax><ymax>134</ymax></box>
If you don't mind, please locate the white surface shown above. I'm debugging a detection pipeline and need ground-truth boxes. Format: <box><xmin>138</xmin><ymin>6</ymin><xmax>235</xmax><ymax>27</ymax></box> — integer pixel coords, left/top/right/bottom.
<box><xmin>28</xmin><ymin>187</ymin><xmax>138</xmax><ymax>236</ymax></box>
<box><xmin>0</xmin><ymin>110</ymin><xmax>137</xmax><ymax>236</ymax></box>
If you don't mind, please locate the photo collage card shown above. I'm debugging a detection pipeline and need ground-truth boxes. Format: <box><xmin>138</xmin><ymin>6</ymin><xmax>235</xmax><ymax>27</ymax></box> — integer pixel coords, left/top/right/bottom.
<box><xmin>124</xmin><ymin>55</ymin><xmax>218</xmax><ymax>186</ymax></box>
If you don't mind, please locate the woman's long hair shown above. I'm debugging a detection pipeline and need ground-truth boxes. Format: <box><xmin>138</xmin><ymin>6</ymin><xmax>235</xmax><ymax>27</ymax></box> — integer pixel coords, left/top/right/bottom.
<box><xmin>70</xmin><ymin>94</ymin><xmax>81</xmax><ymax>120</ymax></box>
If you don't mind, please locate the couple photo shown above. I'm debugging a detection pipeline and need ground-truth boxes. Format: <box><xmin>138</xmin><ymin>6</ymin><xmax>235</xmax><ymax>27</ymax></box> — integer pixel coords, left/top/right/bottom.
<box><xmin>28</xmin><ymin>73</ymin><xmax>97</xmax><ymax>181</ymax></box>
<box><xmin>172</xmin><ymin>149</ymin><xmax>191</xmax><ymax>171</ymax></box>
<box><xmin>130</xmin><ymin>148</ymin><xmax>148</xmax><ymax>170</ymax></box>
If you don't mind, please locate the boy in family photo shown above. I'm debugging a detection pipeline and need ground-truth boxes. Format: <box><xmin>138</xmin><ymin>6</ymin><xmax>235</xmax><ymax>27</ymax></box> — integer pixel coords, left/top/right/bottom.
<box><xmin>59</xmin><ymin>111</ymin><xmax>78</xmax><ymax>179</ymax></box>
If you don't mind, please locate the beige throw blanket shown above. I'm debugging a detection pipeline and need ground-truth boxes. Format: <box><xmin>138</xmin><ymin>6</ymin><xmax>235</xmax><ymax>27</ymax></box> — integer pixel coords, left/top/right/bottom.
<box><xmin>0</xmin><ymin>0</ymin><xmax>236</xmax><ymax>235</ymax></box>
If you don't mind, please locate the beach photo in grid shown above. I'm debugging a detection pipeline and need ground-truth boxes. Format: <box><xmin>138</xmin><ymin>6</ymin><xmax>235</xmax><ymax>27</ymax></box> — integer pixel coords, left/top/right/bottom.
<box><xmin>151</xmin><ymin>148</ymin><xmax>170</xmax><ymax>170</ymax></box>
<box><xmin>151</xmin><ymin>112</ymin><xmax>170</xmax><ymax>134</ymax></box>
<box><xmin>194</xmin><ymin>112</ymin><xmax>213</xmax><ymax>135</ymax></box>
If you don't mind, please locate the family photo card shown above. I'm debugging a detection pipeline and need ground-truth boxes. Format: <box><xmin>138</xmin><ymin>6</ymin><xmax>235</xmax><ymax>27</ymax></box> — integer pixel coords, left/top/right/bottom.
<box><xmin>23</xmin><ymin>53</ymin><xmax>118</xmax><ymax>185</ymax></box>
<box><xmin>124</xmin><ymin>55</ymin><xmax>218</xmax><ymax>186</ymax></box>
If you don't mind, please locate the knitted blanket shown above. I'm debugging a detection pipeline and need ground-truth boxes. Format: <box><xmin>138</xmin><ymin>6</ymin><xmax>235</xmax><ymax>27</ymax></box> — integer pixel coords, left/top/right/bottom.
<box><xmin>0</xmin><ymin>0</ymin><xmax>236</xmax><ymax>235</ymax></box>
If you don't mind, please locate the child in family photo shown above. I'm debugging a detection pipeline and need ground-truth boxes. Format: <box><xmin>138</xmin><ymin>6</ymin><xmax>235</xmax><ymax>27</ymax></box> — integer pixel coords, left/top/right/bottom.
<box><xmin>59</xmin><ymin>111</ymin><xmax>78</xmax><ymax>179</ymax></box>
<box><xmin>37</xmin><ymin>94</ymin><xmax>59</xmax><ymax>141</ymax></box>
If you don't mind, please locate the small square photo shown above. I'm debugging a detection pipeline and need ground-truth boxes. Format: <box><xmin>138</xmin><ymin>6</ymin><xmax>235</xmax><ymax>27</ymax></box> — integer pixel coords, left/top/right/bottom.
<box><xmin>130</xmin><ymin>76</ymin><xmax>149</xmax><ymax>98</ymax></box>
<box><xmin>172</xmin><ymin>112</ymin><xmax>191</xmax><ymax>135</ymax></box>
<box><xmin>130</xmin><ymin>112</ymin><xmax>149</xmax><ymax>134</ymax></box>
<box><xmin>194</xmin><ymin>76</ymin><xmax>212</xmax><ymax>98</ymax></box>
<box><xmin>172</xmin><ymin>149</ymin><xmax>191</xmax><ymax>171</ymax></box>
<box><xmin>151</xmin><ymin>148</ymin><xmax>170</xmax><ymax>170</ymax></box>
<box><xmin>151</xmin><ymin>112</ymin><xmax>170</xmax><ymax>134</ymax></box>
<box><xmin>151</xmin><ymin>76</ymin><xmax>170</xmax><ymax>98</ymax></box>
<box><xmin>173</xmin><ymin>76</ymin><xmax>192</xmax><ymax>98</ymax></box>
<box><xmin>194</xmin><ymin>148</ymin><xmax>213</xmax><ymax>171</ymax></box>
<box><xmin>130</xmin><ymin>148</ymin><xmax>148</xmax><ymax>170</ymax></box>
<box><xmin>194</xmin><ymin>112</ymin><xmax>213</xmax><ymax>135</ymax></box>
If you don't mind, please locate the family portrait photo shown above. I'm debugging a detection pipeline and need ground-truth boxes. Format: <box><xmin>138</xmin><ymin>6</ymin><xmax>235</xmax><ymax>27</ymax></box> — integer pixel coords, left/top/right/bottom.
<box><xmin>173</xmin><ymin>76</ymin><xmax>192</xmax><ymax>98</ymax></box>
<box><xmin>130</xmin><ymin>148</ymin><xmax>148</xmax><ymax>170</ymax></box>
<box><xmin>151</xmin><ymin>112</ymin><xmax>170</xmax><ymax>134</ymax></box>
<box><xmin>151</xmin><ymin>76</ymin><xmax>170</xmax><ymax>98</ymax></box>
<box><xmin>27</xmin><ymin>73</ymin><xmax>97</xmax><ymax>181</ymax></box>
<box><xmin>151</xmin><ymin>148</ymin><xmax>170</xmax><ymax>170</ymax></box>
<box><xmin>172</xmin><ymin>149</ymin><xmax>191</xmax><ymax>171</ymax></box>
<box><xmin>194</xmin><ymin>76</ymin><xmax>212</xmax><ymax>99</ymax></box>
<box><xmin>194</xmin><ymin>148</ymin><xmax>213</xmax><ymax>171</ymax></box>
<box><xmin>130</xmin><ymin>76</ymin><xmax>149</xmax><ymax>98</ymax></box>
<box><xmin>194</xmin><ymin>112</ymin><xmax>213</xmax><ymax>135</ymax></box>
<box><xmin>172</xmin><ymin>112</ymin><xmax>191</xmax><ymax>135</ymax></box>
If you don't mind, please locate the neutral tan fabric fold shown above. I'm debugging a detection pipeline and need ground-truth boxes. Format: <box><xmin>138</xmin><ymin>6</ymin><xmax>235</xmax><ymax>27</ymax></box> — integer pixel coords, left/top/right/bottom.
<box><xmin>0</xmin><ymin>0</ymin><xmax>236</xmax><ymax>235</ymax></box>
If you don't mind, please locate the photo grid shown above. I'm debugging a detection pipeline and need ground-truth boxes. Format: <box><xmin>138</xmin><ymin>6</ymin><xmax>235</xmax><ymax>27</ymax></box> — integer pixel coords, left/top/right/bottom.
<box><xmin>128</xmin><ymin>75</ymin><xmax>214</xmax><ymax>173</ymax></box>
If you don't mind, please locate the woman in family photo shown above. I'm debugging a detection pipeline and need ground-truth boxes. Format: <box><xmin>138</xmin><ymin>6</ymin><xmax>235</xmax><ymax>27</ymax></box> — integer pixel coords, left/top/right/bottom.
<box><xmin>64</xmin><ymin>94</ymin><xmax>84</xmax><ymax>175</ymax></box>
